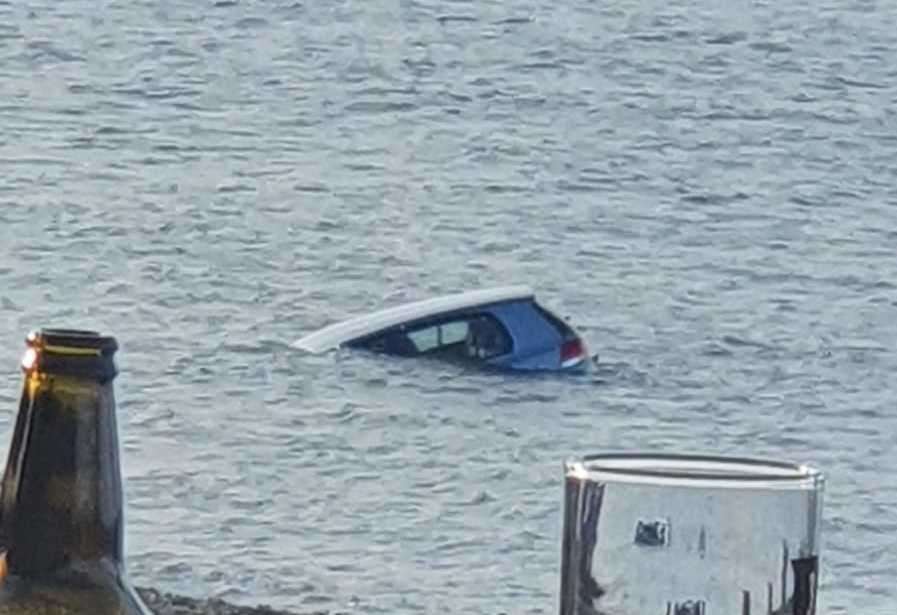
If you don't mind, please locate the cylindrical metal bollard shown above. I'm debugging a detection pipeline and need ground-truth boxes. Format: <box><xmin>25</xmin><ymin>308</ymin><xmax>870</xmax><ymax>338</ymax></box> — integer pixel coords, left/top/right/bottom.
<box><xmin>559</xmin><ymin>453</ymin><xmax>824</xmax><ymax>615</ymax></box>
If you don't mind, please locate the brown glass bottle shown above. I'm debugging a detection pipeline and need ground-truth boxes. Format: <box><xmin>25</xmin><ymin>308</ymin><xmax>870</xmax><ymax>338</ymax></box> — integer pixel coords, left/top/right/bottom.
<box><xmin>0</xmin><ymin>329</ymin><xmax>150</xmax><ymax>614</ymax></box>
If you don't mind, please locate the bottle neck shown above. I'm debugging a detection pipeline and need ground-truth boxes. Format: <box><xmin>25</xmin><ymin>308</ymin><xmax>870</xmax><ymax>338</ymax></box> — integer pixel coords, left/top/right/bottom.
<box><xmin>1</xmin><ymin>372</ymin><xmax>124</xmax><ymax>577</ymax></box>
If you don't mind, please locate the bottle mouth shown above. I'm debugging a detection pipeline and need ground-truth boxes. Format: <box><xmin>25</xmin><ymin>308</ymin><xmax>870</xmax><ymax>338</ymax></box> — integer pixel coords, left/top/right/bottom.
<box><xmin>22</xmin><ymin>329</ymin><xmax>118</xmax><ymax>381</ymax></box>
<box><xmin>27</xmin><ymin>329</ymin><xmax>118</xmax><ymax>354</ymax></box>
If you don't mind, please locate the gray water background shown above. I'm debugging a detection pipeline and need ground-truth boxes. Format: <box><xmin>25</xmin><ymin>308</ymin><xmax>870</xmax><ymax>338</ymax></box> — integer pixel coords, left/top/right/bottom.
<box><xmin>0</xmin><ymin>1</ymin><xmax>895</xmax><ymax>613</ymax></box>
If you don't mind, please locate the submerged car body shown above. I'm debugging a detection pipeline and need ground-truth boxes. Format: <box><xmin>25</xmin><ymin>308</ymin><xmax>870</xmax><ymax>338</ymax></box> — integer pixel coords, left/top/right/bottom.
<box><xmin>293</xmin><ymin>286</ymin><xmax>589</xmax><ymax>371</ymax></box>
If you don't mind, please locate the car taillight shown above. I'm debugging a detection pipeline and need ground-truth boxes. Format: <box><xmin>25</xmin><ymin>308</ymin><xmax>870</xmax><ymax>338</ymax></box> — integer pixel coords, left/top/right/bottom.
<box><xmin>560</xmin><ymin>337</ymin><xmax>585</xmax><ymax>366</ymax></box>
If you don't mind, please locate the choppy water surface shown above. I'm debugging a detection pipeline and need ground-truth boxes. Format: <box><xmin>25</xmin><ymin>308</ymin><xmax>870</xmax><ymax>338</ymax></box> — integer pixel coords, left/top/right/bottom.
<box><xmin>0</xmin><ymin>1</ymin><xmax>895</xmax><ymax>613</ymax></box>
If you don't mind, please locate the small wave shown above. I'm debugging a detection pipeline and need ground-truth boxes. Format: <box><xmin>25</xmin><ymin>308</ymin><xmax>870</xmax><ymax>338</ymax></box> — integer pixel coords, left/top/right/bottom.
<box><xmin>343</xmin><ymin>100</ymin><xmax>417</xmax><ymax>114</ymax></box>
<box><xmin>26</xmin><ymin>40</ymin><xmax>83</xmax><ymax>63</ymax></box>
<box><xmin>836</xmin><ymin>76</ymin><xmax>888</xmax><ymax>90</ymax></box>
<box><xmin>436</xmin><ymin>15</ymin><xmax>477</xmax><ymax>25</ymax></box>
<box><xmin>0</xmin><ymin>24</ymin><xmax>21</xmax><ymax>40</ymax></box>
<box><xmin>217</xmin><ymin>183</ymin><xmax>256</xmax><ymax>193</ymax></box>
<box><xmin>483</xmin><ymin>183</ymin><xmax>528</xmax><ymax>194</ymax></box>
<box><xmin>467</xmin><ymin>490</ymin><xmax>495</xmax><ymax>505</ymax></box>
<box><xmin>701</xmin><ymin>343</ymin><xmax>734</xmax><ymax>357</ymax></box>
<box><xmin>234</xmin><ymin>17</ymin><xmax>270</xmax><ymax>29</ymax></box>
<box><xmin>629</xmin><ymin>33</ymin><xmax>670</xmax><ymax>43</ymax></box>
<box><xmin>721</xmin><ymin>335</ymin><xmax>775</xmax><ymax>351</ymax></box>
<box><xmin>705</xmin><ymin>32</ymin><xmax>747</xmax><ymax>45</ymax></box>
<box><xmin>294</xmin><ymin>183</ymin><xmax>329</xmax><ymax>193</ymax></box>
<box><xmin>749</xmin><ymin>41</ymin><xmax>792</xmax><ymax>53</ymax></box>
<box><xmin>495</xmin><ymin>16</ymin><xmax>533</xmax><ymax>25</ymax></box>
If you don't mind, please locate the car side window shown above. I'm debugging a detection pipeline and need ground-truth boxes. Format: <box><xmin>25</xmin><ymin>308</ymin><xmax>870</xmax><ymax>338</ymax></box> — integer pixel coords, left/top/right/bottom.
<box><xmin>406</xmin><ymin>319</ymin><xmax>470</xmax><ymax>354</ymax></box>
<box><xmin>407</xmin><ymin>326</ymin><xmax>440</xmax><ymax>352</ymax></box>
<box><xmin>463</xmin><ymin>314</ymin><xmax>512</xmax><ymax>359</ymax></box>
<box><xmin>350</xmin><ymin>330</ymin><xmax>418</xmax><ymax>356</ymax></box>
<box><xmin>441</xmin><ymin>321</ymin><xmax>468</xmax><ymax>345</ymax></box>
<box><xmin>352</xmin><ymin>314</ymin><xmax>511</xmax><ymax>360</ymax></box>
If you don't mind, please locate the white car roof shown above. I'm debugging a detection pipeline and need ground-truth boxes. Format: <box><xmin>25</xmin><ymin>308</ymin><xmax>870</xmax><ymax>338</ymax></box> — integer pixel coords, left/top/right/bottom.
<box><xmin>292</xmin><ymin>285</ymin><xmax>535</xmax><ymax>353</ymax></box>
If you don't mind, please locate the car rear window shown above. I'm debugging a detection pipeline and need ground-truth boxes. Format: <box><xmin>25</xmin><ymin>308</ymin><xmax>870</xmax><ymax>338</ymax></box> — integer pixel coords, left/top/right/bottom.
<box><xmin>532</xmin><ymin>301</ymin><xmax>575</xmax><ymax>337</ymax></box>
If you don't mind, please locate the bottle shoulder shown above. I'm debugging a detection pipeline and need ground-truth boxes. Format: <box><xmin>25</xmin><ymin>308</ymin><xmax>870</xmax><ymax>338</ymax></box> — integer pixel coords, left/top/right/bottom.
<box><xmin>0</xmin><ymin>571</ymin><xmax>150</xmax><ymax>615</ymax></box>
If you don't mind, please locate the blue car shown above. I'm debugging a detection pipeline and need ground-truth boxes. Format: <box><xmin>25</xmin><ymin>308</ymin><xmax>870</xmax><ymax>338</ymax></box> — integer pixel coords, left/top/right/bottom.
<box><xmin>292</xmin><ymin>286</ymin><xmax>589</xmax><ymax>372</ymax></box>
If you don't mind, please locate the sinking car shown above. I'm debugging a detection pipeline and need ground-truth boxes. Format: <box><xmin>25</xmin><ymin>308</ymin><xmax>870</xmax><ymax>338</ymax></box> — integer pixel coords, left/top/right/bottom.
<box><xmin>292</xmin><ymin>285</ymin><xmax>589</xmax><ymax>371</ymax></box>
